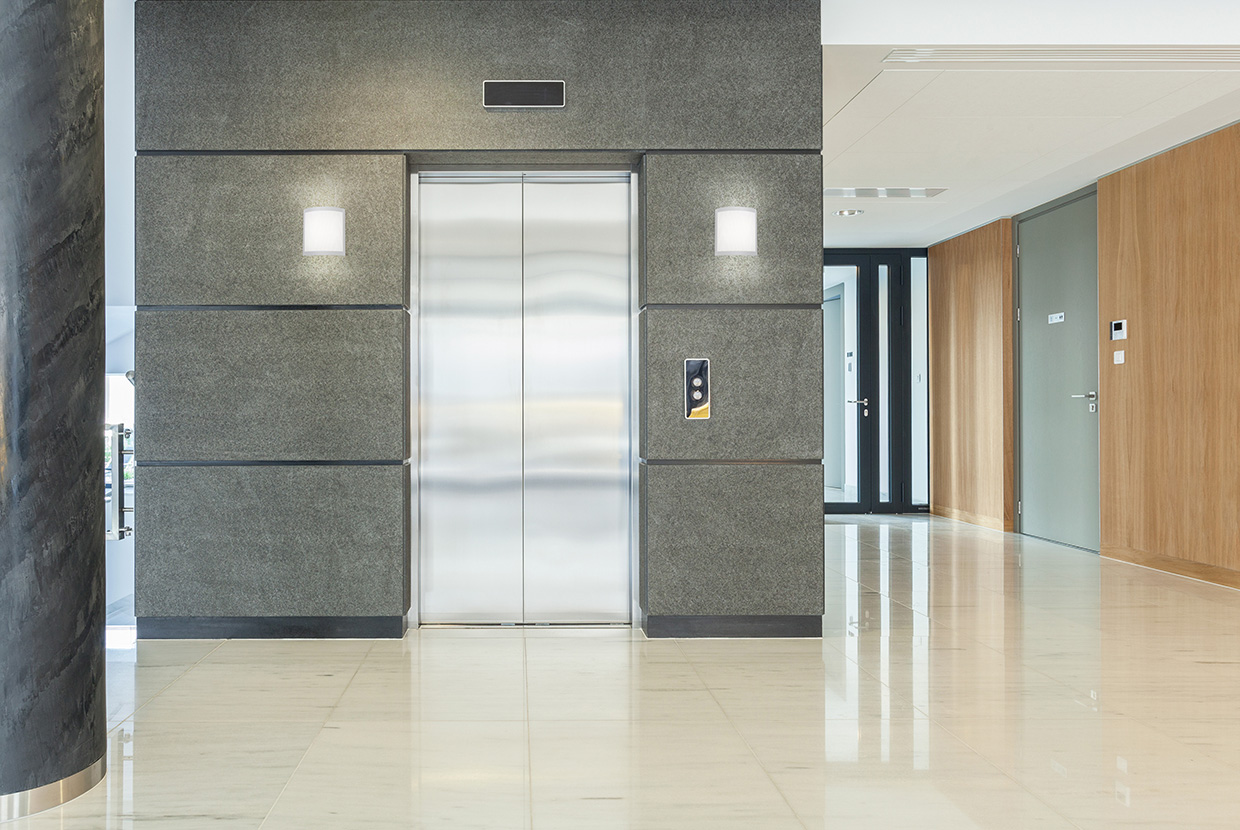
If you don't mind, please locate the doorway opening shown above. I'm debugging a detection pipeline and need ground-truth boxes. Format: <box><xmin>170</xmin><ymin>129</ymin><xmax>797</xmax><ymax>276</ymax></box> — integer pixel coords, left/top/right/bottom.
<box><xmin>822</xmin><ymin>249</ymin><xmax>930</xmax><ymax>515</ymax></box>
<box><xmin>414</xmin><ymin>171</ymin><xmax>636</xmax><ymax>624</ymax></box>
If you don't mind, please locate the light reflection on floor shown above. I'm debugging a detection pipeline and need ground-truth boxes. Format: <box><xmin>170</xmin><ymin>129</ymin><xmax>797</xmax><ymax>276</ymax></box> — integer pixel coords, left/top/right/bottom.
<box><xmin>15</xmin><ymin>514</ymin><xmax>1240</xmax><ymax>828</ymax></box>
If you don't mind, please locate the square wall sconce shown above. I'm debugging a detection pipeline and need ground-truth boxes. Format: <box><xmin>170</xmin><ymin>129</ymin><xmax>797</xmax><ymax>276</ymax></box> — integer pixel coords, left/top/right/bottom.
<box><xmin>303</xmin><ymin>207</ymin><xmax>346</xmax><ymax>256</ymax></box>
<box><xmin>714</xmin><ymin>206</ymin><xmax>757</xmax><ymax>256</ymax></box>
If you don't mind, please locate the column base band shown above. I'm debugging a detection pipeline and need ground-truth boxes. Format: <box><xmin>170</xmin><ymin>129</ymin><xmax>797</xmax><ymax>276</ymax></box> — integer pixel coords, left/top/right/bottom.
<box><xmin>0</xmin><ymin>754</ymin><xmax>105</xmax><ymax>822</ymax></box>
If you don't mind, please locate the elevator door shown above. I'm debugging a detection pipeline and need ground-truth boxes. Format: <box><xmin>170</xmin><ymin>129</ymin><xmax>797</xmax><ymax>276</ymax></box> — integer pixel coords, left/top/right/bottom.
<box><xmin>418</xmin><ymin>173</ymin><xmax>631</xmax><ymax>624</ymax></box>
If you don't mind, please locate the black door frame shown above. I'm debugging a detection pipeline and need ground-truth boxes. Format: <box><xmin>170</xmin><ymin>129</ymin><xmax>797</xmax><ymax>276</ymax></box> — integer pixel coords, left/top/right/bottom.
<box><xmin>822</xmin><ymin>248</ymin><xmax>929</xmax><ymax>515</ymax></box>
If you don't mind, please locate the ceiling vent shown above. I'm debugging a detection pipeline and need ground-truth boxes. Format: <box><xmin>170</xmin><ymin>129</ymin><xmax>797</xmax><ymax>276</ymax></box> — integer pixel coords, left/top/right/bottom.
<box><xmin>884</xmin><ymin>47</ymin><xmax>1240</xmax><ymax>63</ymax></box>
<box><xmin>824</xmin><ymin>187</ymin><xmax>946</xmax><ymax>199</ymax></box>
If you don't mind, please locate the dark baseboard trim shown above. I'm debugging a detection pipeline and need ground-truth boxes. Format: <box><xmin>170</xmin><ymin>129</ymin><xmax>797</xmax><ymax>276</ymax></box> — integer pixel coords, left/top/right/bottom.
<box><xmin>136</xmin><ymin>615</ymin><xmax>407</xmax><ymax>639</ymax></box>
<box><xmin>644</xmin><ymin>614</ymin><xmax>821</xmax><ymax>639</ymax></box>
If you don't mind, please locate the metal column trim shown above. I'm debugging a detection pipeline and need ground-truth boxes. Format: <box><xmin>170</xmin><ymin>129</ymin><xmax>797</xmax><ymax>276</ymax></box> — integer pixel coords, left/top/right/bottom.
<box><xmin>0</xmin><ymin>755</ymin><xmax>105</xmax><ymax>821</ymax></box>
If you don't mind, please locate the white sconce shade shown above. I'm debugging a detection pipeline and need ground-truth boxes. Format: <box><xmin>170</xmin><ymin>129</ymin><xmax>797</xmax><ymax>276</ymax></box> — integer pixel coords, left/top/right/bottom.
<box><xmin>714</xmin><ymin>206</ymin><xmax>757</xmax><ymax>256</ymax></box>
<box><xmin>303</xmin><ymin>207</ymin><xmax>346</xmax><ymax>256</ymax></box>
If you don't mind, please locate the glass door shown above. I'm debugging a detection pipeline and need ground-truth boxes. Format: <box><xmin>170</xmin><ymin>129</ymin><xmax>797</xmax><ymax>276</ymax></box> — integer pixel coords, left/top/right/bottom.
<box><xmin>823</xmin><ymin>251</ymin><xmax>929</xmax><ymax>514</ymax></box>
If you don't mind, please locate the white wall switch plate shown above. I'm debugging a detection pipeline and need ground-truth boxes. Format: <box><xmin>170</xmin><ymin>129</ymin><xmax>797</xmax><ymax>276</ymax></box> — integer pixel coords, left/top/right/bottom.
<box><xmin>1114</xmin><ymin>350</ymin><xmax>1125</xmax><ymax>364</ymax></box>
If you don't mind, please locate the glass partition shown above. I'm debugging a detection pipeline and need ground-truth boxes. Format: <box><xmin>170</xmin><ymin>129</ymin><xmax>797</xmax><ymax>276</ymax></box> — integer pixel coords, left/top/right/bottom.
<box><xmin>823</xmin><ymin>265</ymin><xmax>860</xmax><ymax>504</ymax></box>
<box><xmin>910</xmin><ymin>257</ymin><xmax>930</xmax><ymax>506</ymax></box>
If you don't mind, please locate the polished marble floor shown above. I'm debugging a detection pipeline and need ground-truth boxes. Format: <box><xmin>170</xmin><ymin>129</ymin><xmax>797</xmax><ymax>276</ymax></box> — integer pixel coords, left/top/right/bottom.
<box><xmin>15</xmin><ymin>515</ymin><xmax>1240</xmax><ymax>828</ymax></box>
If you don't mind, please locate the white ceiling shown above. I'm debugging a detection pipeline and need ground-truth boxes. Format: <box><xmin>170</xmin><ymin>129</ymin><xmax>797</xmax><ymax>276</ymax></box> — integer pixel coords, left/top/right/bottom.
<box><xmin>821</xmin><ymin>46</ymin><xmax>1240</xmax><ymax>247</ymax></box>
<box><xmin>822</xmin><ymin>0</ymin><xmax>1240</xmax><ymax>45</ymax></box>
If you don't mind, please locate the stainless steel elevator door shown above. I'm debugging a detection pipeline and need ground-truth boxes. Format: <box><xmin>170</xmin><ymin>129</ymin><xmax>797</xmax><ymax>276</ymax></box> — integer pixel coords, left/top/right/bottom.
<box><xmin>418</xmin><ymin>173</ymin><xmax>632</xmax><ymax>624</ymax></box>
<box><xmin>522</xmin><ymin>180</ymin><xmax>631</xmax><ymax>622</ymax></box>
<box><xmin>419</xmin><ymin>180</ymin><xmax>526</xmax><ymax>622</ymax></box>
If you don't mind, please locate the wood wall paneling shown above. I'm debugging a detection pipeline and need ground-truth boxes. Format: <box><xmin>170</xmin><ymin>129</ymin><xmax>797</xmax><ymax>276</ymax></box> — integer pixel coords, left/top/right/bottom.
<box><xmin>1098</xmin><ymin>122</ymin><xmax>1240</xmax><ymax>573</ymax></box>
<box><xmin>929</xmin><ymin>219</ymin><xmax>1015</xmax><ymax>532</ymax></box>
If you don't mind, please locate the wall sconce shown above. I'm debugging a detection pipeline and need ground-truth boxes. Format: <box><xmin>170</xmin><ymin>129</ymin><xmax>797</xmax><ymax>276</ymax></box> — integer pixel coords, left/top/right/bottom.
<box><xmin>303</xmin><ymin>207</ymin><xmax>346</xmax><ymax>256</ymax></box>
<box><xmin>714</xmin><ymin>206</ymin><xmax>757</xmax><ymax>256</ymax></box>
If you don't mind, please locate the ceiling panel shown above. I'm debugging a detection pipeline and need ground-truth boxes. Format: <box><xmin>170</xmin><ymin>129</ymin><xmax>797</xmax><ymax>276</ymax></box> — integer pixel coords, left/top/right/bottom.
<box><xmin>824</xmin><ymin>150</ymin><xmax>1043</xmax><ymax>185</ymax></box>
<box><xmin>832</xmin><ymin>70</ymin><xmax>941</xmax><ymax>118</ymax></box>
<box><xmin>896</xmin><ymin>70</ymin><xmax>1209</xmax><ymax>118</ymax></box>
<box><xmin>855</xmin><ymin>115</ymin><xmax>1117</xmax><ymax>156</ymax></box>
<box><xmin>821</xmin><ymin>45</ymin><xmax>1240</xmax><ymax>247</ymax></box>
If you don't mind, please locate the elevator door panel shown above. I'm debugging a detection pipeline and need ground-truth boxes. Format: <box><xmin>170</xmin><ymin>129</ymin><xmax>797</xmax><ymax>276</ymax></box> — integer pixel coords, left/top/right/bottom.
<box><xmin>522</xmin><ymin>181</ymin><xmax>631</xmax><ymax>622</ymax></box>
<box><xmin>418</xmin><ymin>174</ymin><xmax>631</xmax><ymax>624</ymax></box>
<box><xmin>419</xmin><ymin>181</ymin><xmax>525</xmax><ymax>622</ymax></box>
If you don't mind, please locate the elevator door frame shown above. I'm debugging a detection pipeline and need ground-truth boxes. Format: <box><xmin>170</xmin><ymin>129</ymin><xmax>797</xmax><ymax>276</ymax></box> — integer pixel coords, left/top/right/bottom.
<box><xmin>410</xmin><ymin>169</ymin><xmax>640</xmax><ymax>626</ymax></box>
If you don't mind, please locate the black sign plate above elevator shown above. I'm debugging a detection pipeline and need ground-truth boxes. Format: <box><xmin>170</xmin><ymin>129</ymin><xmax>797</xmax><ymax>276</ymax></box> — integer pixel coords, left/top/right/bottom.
<box><xmin>484</xmin><ymin>80</ymin><xmax>565</xmax><ymax>108</ymax></box>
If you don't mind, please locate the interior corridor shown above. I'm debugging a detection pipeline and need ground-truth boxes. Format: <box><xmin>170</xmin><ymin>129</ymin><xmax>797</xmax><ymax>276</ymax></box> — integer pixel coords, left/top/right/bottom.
<box><xmin>19</xmin><ymin>515</ymin><xmax>1240</xmax><ymax>829</ymax></box>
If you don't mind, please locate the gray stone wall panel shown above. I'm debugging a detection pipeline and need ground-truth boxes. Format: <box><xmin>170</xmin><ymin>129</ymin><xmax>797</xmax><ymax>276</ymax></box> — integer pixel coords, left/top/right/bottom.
<box><xmin>643</xmin><ymin>464</ymin><xmax>824</xmax><ymax>616</ymax></box>
<box><xmin>644</xmin><ymin>153</ymin><xmax>824</xmax><ymax>305</ymax></box>
<box><xmin>135</xmin><ymin>465</ymin><xmax>409</xmax><ymax>617</ymax></box>
<box><xmin>136</xmin><ymin>309</ymin><xmax>408</xmax><ymax>461</ymax></box>
<box><xmin>643</xmin><ymin>307</ymin><xmax>824</xmax><ymax>461</ymax></box>
<box><xmin>136</xmin><ymin>155</ymin><xmax>408</xmax><ymax>306</ymax></box>
<box><xmin>135</xmin><ymin>0</ymin><xmax>822</xmax><ymax>152</ymax></box>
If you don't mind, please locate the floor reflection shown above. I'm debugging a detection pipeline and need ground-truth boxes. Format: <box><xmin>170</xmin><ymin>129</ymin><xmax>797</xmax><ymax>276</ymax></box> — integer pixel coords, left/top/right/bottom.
<box><xmin>15</xmin><ymin>515</ymin><xmax>1240</xmax><ymax>828</ymax></box>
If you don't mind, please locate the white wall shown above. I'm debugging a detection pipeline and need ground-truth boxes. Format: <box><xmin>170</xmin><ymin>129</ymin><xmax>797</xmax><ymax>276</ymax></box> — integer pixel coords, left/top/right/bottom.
<box><xmin>104</xmin><ymin>0</ymin><xmax>135</xmax><ymax>339</ymax></box>
<box><xmin>823</xmin><ymin>0</ymin><xmax>1240</xmax><ymax>45</ymax></box>
<box><xmin>104</xmin><ymin>0</ymin><xmax>136</xmax><ymax>616</ymax></box>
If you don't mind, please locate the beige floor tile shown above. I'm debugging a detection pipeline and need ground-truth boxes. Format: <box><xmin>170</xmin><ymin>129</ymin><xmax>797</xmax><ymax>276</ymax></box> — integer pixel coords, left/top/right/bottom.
<box><xmin>25</xmin><ymin>514</ymin><xmax>1240</xmax><ymax>829</ymax></box>
<box><xmin>262</xmin><ymin>721</ymin><xmax>531</xmax><ymax>830</ymax></box>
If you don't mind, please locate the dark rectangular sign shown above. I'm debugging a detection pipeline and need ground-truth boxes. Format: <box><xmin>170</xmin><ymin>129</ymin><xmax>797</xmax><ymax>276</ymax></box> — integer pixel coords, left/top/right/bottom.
<box><xmin>484</xmin><ymin>80</ymin><xmax>565</xmax><ymax>108</ymax></box>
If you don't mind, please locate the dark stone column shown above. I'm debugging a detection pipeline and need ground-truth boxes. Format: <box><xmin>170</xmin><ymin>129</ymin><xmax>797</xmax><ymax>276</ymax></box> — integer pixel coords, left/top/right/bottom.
<box><xmin>0</xmin><ymin>0</ymin><xmax>107</xmax><ymax>809</ymax></box>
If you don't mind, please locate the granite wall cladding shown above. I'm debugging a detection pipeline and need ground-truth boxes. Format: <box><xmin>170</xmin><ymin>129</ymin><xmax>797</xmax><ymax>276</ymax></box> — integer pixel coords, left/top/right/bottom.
<box><xmin>643</xmin><ymin>153</ymin><xmax>824</xmax><ymax>305</ymax></box>
<box><xmin>136</xmin><ymin>154</ymin><xmax>408</xmax><ymax>306</ymax></box>
<box><xmin>642</xmin><ymin>307</ymin><xmax>823</xmax><ymax>461</ymax></box>
<box><xmin>136</xmin><ymin>309</ymin><xmax>408</xmax><ymax>461</ymax></box>
<box><xmin>637</xmin><ymin>148</ymin><xmax>824</xmax><ymax>634</ymax></box>
<box><xmin>135</xmin><ymin>465</ymin><xmax>409</xmax><ymax>617</ymax></box>
<box><xmin>133</xmin><ymin>0</ymin><xmax>823</xmax><ymax>637</ymax></box>
<box><xmin>0</xmin><ymin>0</ymin><xmax>107</xmax><ymax>795</ymax></box>
<box><xmin>135</xmin><ymin>0</ymin><xmax>821</xmax><ymax>152</ymax></box>
<box><xmin>643</xmin><ymin>464</ymin><xmax>824</xmax><ymax>615</ymax></box>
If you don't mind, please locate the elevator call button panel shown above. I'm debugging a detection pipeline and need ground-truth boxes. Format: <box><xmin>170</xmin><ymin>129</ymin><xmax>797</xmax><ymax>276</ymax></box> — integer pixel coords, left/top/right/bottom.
<box><xmin>685</xmin><ymin>359</ymin><xmax>710</xmax><ymax>419</ymax></box>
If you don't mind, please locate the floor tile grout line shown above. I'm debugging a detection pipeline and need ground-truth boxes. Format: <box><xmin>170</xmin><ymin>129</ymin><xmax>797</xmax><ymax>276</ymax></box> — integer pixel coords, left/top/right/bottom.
<box><xmin>110</xmin><ymin>638</ymin><xmax>229</xmax><ymax>731</ymax></box>
<box><xmin>930</xmin><ymin>717</ymin><xmax>1090</xmax><ymax>830</ymax></box>
<box><xmin>254</xmin><ymin>719</ymin><xmax>333</xmax><ymax>830</ymax></box>
<box><xmin>255</xmin><ymin>643</ymin><xmax>371</xmax><ymax>830</ymax></box>
<box><xmin>523</xmin><ymin>633</ymin><xmax>535</xmax><ymax>830</ymax></box>
<box><xmin>821</xmin><ymin>589</ymin><xmax>1121</xmax><ymax>717</ymax></box>
<box><xmin>827</xmin><ymin>557</ymin><xmax>1123</xmax><ymax>664</ymax></box>
<box><xmin>671</xmin><ymin>638</ymin><xmax>811</xmax><ymax>830</ymax></box>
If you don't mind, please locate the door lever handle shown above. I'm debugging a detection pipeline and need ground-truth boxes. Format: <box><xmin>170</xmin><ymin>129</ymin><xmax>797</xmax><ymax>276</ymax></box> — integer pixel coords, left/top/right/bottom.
<box><xmin>1070</xmin><ymin>392</ymin><xmax>1098</xmax><ymax>401</ymax></box>
<box><xmin>846</xmin><ymin>398</ymin><xmax>869</xmax><ymax>406</ymax></box>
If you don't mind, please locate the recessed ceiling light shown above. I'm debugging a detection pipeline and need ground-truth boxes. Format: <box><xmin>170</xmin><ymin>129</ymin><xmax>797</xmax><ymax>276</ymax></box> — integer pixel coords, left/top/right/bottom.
<box><xmin>824</xmin><ymin>187</ymin><xmax>946</xmax><ymax>199</ymax></box>
<box><xmin>834</xmin><ymin>209</ymin><xmax>864</xmax><ymax>217</ymax></box>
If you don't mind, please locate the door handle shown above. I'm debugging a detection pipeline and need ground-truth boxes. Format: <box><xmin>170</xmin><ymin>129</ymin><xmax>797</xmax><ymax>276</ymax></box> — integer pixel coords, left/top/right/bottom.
<box><xmin>1070</xmin><ymin>392</ymin><xmax>1097</xmax><ymax>401</ymax></box>
<box><xmin>846</xmin><ymin>398</ymin><xmax>869</xmax><ymax>406</ymax></box>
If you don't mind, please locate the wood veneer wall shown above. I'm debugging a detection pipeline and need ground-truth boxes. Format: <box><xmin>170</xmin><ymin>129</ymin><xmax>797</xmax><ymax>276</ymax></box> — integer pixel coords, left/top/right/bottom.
<box><xmin>1098</xmin><ymin>123</ymin><xmax>1240</xmax><ymax>581</ymax></box>
<box><xmin>928</xmin><ymin>220</ymin><xmax>1015</xmax><ymax>532</ymax></box>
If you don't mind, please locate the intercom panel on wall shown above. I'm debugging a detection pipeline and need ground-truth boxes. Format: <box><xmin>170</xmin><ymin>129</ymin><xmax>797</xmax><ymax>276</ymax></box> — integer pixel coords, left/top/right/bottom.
<box><xmin>685</xmin><ymin>358</ymin><xmax>710</xmax><ymax>419</ymax></box>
